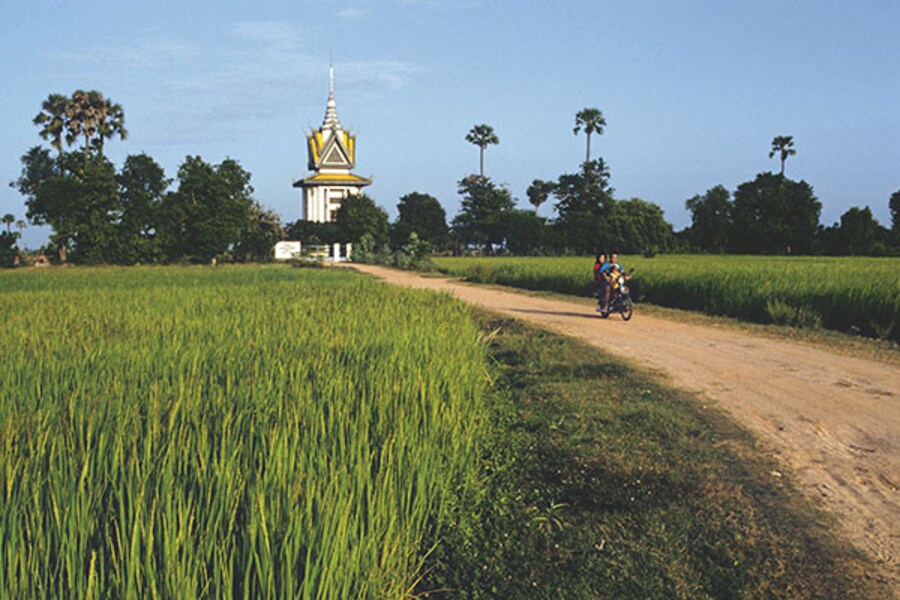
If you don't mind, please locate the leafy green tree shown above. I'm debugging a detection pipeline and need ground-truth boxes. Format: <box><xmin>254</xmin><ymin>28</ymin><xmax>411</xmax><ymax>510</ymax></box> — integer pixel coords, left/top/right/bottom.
<box><xmin>285</xmin><ymin>220</ymin><xmax>341</xmax><ymax>246</ymax></box>
<box><xmin>465</xmin><ymin>124</ymin><xmax>499</xmax><ymax>177</ymax></box>
<box><xmin>19</xmin><ymin>91</ymin><xmax>132</xmax><ymax>263</ymax></box>
<box><xmin>605</xmin><ymin>198</ymin><xmax>674</xmax><ymax>255</ymax></box>
<box><xmin>730</xmin><ymin>172</ymin><xmax>821</xmax><ymax>254</ymax></box>
<box><xmin>769</xmin><ymin>135</ymin><xmax>796</xmax><ymax>176</ymax></box>
<box><xmin>551</xmin><ymin>159</ymin><xmax>614</xmax><ymax>255</ymax></box>
<box><xmin>113</xmin><ymin>153</ymin><xmax>169</xmax><ymax>264</ymax></box>
<box><xmin>890</xmin><ymin>189</ymin><xmax>900</xmax><ymax>245</ymax></box>
<box><xmin>335</xmin><ymin>193</ymin><xmax>390</xmax><ymax>248</ymax></box>
<box><xmin>15</xmin><ymin>146</ymin><xmax>76</xmax><ymax>259</ymax></box>
<box><xmin>526</xmin><ymin>179</ymin><xmax>555</xmax><ymax>213</ymax></box>
<box><xmin>64</xmin><ymin>154</ymin><xmax>120</xmax><ymax>264</ymax></box>
<box><xmin>0</xmin><ymin>228</ymin><xmax>20</xmax><ymax>268</ymax></box>
<box><xmin>553</xmin><ymin>159</ymin><xmax>613</xmax><ymax>216</ymax></box>
<box><xmin>32</xmin><ymin>93</ymin><xmax>69</xmax><ymax>157</ymax></box>
<box><xmin>451</xmin><ymin>175</ymin><xmax>515</xmax><ymax>253</ymax></box>
<box><xmin>234</xmin><ymin>202</ymin><xmax>284</xmax><ymax>262</ymax></box>
<box><xmin>684</xmin><ymin>185</ymin><xmax>733</xmax><ymax>252</ymax></box>
<box><xmin>573</xmin><ymin>108</ymin><xmax>606</xmax><ymax>163</ymax></box>
<box><xmin>497</xmin><ymin>209</ymin><xmax>547</xmax><ymax>255</ymax></box>
<box><xmin>14</xmin><ymin>146</ymin><xmax>58</xmax><ymax>195</ymax></box>
<box><xmin>391</xmin><ymin>192</ymin><xmax>448</xmax><ymax>249</ymax></box>
<box><xmin>159</xmin><ymin>156</ymin><xmax>254</xmax><ymax>262</ymax></box>
<box><xmin>16</xmin><ymin>149</ymin><xmax>119</xmax><ymax>263</ymax></box>
<box><xmin>820</xmin><ymin>207</ymin><xmax>888</xmax><ymax>255</ymax></box>
<box><xmin>0</xmin><ymin>214</ymin><xmax>19</xmax><ymax>267</ymax></box>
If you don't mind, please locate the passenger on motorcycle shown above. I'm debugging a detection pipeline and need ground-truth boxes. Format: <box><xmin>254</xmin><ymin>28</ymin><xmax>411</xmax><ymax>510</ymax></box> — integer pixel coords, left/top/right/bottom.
<box><xmin>593</xmin><ymin>253</ymin><xmax>607</xmax><ymax>305</ymax></box>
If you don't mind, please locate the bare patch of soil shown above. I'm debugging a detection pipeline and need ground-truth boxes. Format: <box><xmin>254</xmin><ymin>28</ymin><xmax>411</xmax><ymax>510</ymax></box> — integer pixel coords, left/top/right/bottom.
<box><xmin>352</xmin><ymin>264</ymin><xmax>900</xmax><ymax>593</ymax></box>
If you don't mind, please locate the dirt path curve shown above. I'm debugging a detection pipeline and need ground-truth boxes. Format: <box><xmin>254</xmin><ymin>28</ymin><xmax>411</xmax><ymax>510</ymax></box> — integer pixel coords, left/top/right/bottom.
<box><xmin>352</xmin><ymin>264</ymin><xmax>900</xmax><ymax>589</ymax></box>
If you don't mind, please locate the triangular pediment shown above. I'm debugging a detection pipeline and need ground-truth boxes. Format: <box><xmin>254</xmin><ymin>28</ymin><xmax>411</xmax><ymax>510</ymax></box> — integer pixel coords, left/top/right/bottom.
<box><xmin>316</xmin><ymin>134</ymin><xmax>353</xmax><ymax>169</ymax></box>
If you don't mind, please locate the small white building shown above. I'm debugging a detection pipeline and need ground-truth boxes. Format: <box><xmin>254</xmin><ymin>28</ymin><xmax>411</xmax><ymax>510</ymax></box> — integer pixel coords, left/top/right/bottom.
<box><xmin>293</xmin><ymin>66</ymin><xmax>372</xmax><ymax>222</ymax></box>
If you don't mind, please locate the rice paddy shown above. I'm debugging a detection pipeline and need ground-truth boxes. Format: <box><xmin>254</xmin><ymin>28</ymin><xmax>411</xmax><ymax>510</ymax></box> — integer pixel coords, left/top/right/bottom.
<box><xmin>434</xmin><ymin>255</ymin><xmax>900</xmax><ymax>340</ymax></box>
<box><xmin>0</xmin><ymin>265</ymin><xmax>489</xmax><ymax>598</ymax></box>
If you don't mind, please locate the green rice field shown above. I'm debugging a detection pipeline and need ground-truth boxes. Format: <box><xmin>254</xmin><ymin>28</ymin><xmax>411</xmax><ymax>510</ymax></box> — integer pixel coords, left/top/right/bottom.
<box><xmin>0</xmin><ymin>266</ymin><xmax>488</xmax><ymax>598</ymax></box>
<box><xmin>434</xmin><ymin>255</ymin><xmax>900</xmax><ymax>340</ymax></box>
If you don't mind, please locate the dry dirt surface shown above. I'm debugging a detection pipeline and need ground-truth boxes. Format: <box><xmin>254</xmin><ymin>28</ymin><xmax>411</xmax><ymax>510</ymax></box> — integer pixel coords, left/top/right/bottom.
<box><xmin>351</xmin><ymin>264</ymin><xmax>900</xmax><ymax>592</ymax></box>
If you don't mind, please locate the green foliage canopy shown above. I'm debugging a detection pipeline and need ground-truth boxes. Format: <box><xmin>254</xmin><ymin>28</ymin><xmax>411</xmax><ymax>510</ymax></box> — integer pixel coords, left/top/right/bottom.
<box><xmin>391</xmin><ymin>192</ymin><xmax>447</xmax><ymax>249</ymax></box>
<box><xmin>335</xmin><ymin>193</ymin><xmax>390</xmax><ymax>248</ymax></box>
<box><xmin>605</xmin><ymin>198</ymin><xmax>674</xmax><ymax>255</ymax></box>
<box><xmin>551</xmin><ymin>159</ymin><xmax>614</xmax><ymax>255</ymax></box>
<box><xmin>730</xmin><ymin>172</ymin><xmax>821</xmax><ymax>254</ymax></box>
<box><xmin>684</xmin><ymin>185</ymin><xmax>733</xmax><ymax>253</ymax></box>
<box><xmin>452</xmin><ymin>175</ymin><xmax>515</xmax><ymax>252</ymax></box>
<box><xmin>159</xmin><ymin>156</ymin><xmax>254</xmax><ymax>263</ymax></box>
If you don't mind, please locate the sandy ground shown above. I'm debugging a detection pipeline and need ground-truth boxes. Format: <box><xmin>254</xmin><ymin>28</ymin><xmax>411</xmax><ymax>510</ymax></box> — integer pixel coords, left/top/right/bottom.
<box><xmin>351</xmin><ymin>264</ymin><xmax>900</xmax><ymax>591</ymax></box>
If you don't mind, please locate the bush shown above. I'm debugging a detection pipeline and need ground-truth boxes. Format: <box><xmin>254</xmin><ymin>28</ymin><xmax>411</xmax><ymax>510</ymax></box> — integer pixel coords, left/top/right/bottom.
<box><xmin>765</xmin><ymin>299</ymin><xmax>822</xmax><ymax>329</ymax></box>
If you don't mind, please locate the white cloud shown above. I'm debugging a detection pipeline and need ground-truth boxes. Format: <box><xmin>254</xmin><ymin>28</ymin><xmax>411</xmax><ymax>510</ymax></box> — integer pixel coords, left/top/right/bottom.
<box><xmin>54</xmin><ymin>36</ymin><xmax>201</xmax><ymax>71</ymax></box>
<box><xmin>341</xmin><ymin>60</ymin><xmax>424</xmax><ymax>93</ymax></box>
<box><xmin>229</xmin><ymin>21</ymin><xmax>305</xmax><ymax>50</ymax></box>
<box><xmin>337</xmin><ymin>8</ymin><xmax>369</xmax><ymax>19</ymax></box>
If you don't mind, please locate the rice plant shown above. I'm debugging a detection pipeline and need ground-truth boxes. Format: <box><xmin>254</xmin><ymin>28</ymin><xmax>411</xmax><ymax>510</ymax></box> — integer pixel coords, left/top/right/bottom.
<box><xmin>0</xmin><ymin>265</ymin><xmax>489</xmax><ymax>598</ymax></box>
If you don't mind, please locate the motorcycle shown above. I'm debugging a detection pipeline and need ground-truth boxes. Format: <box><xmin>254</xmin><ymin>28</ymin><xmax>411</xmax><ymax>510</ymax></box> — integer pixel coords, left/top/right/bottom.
<box><xmin>598</xmin><ymin>271</ymin><xmax>634</xmax><ymax>321</ymax></box>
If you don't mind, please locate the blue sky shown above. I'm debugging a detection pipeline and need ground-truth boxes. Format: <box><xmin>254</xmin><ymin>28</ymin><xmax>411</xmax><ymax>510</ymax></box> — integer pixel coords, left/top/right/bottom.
<box><xmin>3</xmin><ymin>0</ymin><xmax>899</xmax><ymax>249</ymax></box>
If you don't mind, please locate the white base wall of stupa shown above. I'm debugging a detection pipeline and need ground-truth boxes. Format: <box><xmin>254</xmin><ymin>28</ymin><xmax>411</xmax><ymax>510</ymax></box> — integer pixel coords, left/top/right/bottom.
<box><xmin>303</xmin><ymin>186</ymin><xmax>361</xmax><ymax>223</ymax></box>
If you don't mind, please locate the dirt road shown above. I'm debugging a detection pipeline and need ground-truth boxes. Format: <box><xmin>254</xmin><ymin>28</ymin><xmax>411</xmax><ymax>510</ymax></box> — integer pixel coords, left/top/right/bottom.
<box><xmin>352</xmin><ymin>264</ymin><xmax>900</xmax><ymax>589</ymax></box>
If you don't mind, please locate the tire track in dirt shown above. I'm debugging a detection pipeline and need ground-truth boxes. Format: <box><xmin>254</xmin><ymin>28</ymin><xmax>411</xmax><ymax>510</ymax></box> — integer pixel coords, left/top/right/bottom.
<box><xmin>351</xmin><ymin>264</ymin><xmax>900</xmax><ymax>592</ymax></box>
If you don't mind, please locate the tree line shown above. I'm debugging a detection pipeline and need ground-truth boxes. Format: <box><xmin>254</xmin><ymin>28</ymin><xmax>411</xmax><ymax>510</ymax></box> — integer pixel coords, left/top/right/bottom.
<box><xmin>378</xmin><ymin>120</ymin><xmax>899</xmax><ymax>258</ymax></box>
<box><xmin>6</xmin><ymin>91</ymin><xmax>281</xmax><ymax>266</ymax></box>
<box><xmin>5</xmin><ymin>94</ymin><xmax>899</xmax><ymax>267</ymax></box>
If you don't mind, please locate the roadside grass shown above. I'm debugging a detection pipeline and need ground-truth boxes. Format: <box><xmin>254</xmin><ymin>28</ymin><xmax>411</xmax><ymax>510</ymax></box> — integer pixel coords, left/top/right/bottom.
<box><xmin>421</xmin><ymin>314</ymin><xmax>892</xmax><ymax>599</ymax></box>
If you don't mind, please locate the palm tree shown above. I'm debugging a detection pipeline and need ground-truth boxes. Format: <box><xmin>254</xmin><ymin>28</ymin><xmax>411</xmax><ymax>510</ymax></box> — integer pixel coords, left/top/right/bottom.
<box><xmin>33</xmin><ymin>93</ymin><xmax>69</xmax><ymax>157</ymax></box>
<box><xmin>65</xmin><ymin>90</ymin><xmax>107</xmax><ymax>155</ymax></box>
<box><xmin>527</xmin><ymin>179</ymin><xmax>555</xmax><ymax>213</ymax></box>
<box><xmin>94</xmin><ymin>99</ymin><xmax>127</xmax><ymax>156</ymax></box>
<box><xmin>573</xmin><ymin>108</ymin><xmax>606</xmax><ymax>163</ymax></box>
<box><xmin>2</xmin><ymin>214</ymin><xmax>14</xmax><ymax>234</ymax></box>
<box><xmin>769</xmin><ymin>135</ymin><xmax>796</xmax><ymax>176</ymax></box>
<box><xmin>465</xmin><ymin>124</ymin><xmax>499</xmax><ymax>177</ymax></box>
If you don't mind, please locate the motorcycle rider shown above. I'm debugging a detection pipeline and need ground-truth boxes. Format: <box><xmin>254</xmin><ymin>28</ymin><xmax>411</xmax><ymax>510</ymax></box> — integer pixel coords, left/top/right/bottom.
<box><xmin>599</xmin><ymin>252</ymin><xmax>624</xmax><ymax>314</ymax></box>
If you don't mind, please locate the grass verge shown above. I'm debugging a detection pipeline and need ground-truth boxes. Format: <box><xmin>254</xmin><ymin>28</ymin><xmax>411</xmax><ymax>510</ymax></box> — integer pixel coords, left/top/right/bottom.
<box><xmin>419</xmin><ymin>313</ymin><xmax>892</xmax><ymax>599</ymax></box>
